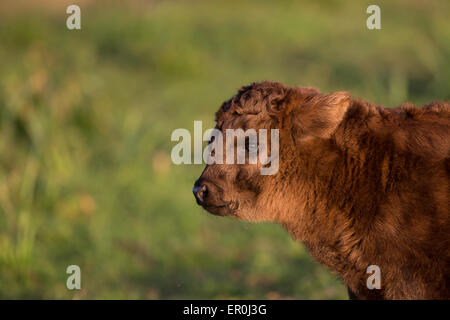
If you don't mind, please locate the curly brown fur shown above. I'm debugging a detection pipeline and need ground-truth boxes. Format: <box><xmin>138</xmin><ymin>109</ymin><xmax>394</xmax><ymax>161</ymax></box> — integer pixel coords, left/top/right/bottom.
<box><xmin>194</xmin><ymin>81</ymin><xmax>450</xmax><ymax>300</ymax></box>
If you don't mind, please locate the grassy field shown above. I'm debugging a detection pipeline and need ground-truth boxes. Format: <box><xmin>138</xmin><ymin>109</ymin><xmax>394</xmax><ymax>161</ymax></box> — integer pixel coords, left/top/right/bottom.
<box><xmin>0</xmin><ymin>0</ymin><xmax>448</xmax><ymax>299</ymax></box>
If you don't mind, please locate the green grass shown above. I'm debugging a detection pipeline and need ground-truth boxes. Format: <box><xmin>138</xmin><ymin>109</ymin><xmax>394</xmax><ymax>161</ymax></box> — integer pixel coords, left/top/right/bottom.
<box><xmin>0</xmin><ymin>0</ymin><xmax>448</xmax><ymax>299</ymax></box>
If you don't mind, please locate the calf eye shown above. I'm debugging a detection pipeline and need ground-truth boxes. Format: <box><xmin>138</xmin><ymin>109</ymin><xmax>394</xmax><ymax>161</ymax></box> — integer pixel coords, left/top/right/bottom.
<box><xmin>245</xmin><ymin>137</ymin><xmax>258</xmax><ymax>151</ymax></box>
<box><xmin>208</xmin><ymin>136</ymin><xmax>216</xmax><ymax>156</ymax></box>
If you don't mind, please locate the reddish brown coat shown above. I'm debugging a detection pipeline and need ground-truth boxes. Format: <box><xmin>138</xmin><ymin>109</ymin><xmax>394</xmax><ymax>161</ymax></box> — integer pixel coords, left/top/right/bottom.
<box><xmin>194</xmin><ymin>81</ymin><xmax>450</xmax><ymax>299</ymax></box>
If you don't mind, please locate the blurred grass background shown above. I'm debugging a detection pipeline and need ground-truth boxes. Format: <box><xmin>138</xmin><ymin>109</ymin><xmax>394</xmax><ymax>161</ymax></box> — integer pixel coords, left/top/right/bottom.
<box><xmin>0</xmin><ymin>0</ymin><xmax>448</xmax><ymax>299</ymax></box>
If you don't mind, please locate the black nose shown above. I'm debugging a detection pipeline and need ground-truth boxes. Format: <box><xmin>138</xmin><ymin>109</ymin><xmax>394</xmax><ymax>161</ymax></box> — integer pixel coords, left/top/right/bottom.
<box><xmin>193</xmin><ymin>184</ymin><xmax>207</xmax><ymax>204</ymax></box>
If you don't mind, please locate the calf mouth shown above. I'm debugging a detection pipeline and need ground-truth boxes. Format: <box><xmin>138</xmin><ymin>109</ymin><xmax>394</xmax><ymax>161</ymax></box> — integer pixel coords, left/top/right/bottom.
<box><xmin>193</xmin><ymin>179</ymin><xmax>238</xmax><ymax>216</ymax></box>
<box><xmin>201</xmin><ymin>200</ymin><xmax>238</xmax><ymax>217</ymax></box>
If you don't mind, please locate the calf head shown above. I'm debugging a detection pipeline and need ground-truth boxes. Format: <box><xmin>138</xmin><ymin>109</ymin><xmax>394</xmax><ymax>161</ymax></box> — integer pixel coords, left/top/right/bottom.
<box><xmin>193</xmin><ymin>81</ymin><xmax>351</xmax><ymax>222</ymax></box>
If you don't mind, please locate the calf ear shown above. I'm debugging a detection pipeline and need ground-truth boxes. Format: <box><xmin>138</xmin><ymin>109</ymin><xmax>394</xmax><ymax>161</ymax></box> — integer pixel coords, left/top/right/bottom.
<box><xmin>293</xmin><ymin>91</ymin><xmax>351</xmax><ymax>139</ymax></box>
